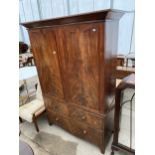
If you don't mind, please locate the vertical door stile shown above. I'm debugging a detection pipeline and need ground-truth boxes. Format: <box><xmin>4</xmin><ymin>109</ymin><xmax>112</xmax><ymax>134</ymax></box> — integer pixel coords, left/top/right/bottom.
<box><xmin>54</xmin><ymin>27</ymin><xmax>68</xmax><ymax>103</ymax></box>
<box><xmin>98</xmin><ymin>23</ymin><xmax>105</xmax><ymax>113</ymax></box>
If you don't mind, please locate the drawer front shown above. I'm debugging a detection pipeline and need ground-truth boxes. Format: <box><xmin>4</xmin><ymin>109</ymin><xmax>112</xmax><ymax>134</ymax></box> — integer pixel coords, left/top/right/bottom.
<box><xmin>68</xmin><ymin>106</ymin><xmax>103</xmax><ymax>130</ymax></box>
<box><xmin>48</xmin><ymin>111</ymin><xmax>104</xmax><ymax>146</ymax></box>
<box><xmin>46</xmin><ymin>98</ymin><xmax>103</xmax><ymax>130</ymax></box>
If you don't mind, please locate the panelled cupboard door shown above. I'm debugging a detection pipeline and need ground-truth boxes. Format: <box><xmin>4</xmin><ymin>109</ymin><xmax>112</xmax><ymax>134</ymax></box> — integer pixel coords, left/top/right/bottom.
<box><xmin>56</xmin><ymin>23</ymin><xmax>104</xmax><ymax>111</ymax></box>
<box><xmin>29</xmin><ymin>29</ymin><xmax>65</xmax><ymax>104</ymax></box>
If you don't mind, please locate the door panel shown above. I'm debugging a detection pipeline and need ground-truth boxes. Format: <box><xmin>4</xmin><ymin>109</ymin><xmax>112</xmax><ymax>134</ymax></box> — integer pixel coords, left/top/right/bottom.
<box><xmin>29</xmin><ymin>29</ymin><xmax>64</xmax><ymax>102</ymax></box>
<box><xmin>56</xmin><ymin>23</ymin><xmax>103</xmax><ymax>110</ymax></box>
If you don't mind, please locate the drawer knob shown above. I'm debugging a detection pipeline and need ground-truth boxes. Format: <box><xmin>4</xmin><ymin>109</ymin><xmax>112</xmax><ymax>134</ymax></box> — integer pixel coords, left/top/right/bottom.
<box><xmin>55</xmin><ymin>117</ymin><xmax>59</xmax><ymax>121</ymax></box>
<box><xmin>83</xmin><ymin>130</ymin><xmax>87</xmax><ymax>134</ymax></box>
<box><xmin>92</xmin><ymin>28</ymin><xmax>96</xmax><ymax>32</ymax></box>
<box><xmin>53</xmin><ymin>51</ymin><xmax>56</xmax><ymax>54</ymax></box>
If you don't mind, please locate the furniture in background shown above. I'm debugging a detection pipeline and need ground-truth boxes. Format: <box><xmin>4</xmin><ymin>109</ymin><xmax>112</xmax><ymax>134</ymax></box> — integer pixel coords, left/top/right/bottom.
<box><xmin>19</xmin><ymin>140</ymin><xmax>34</xmax><ymax>155</ymax></box>
<box><xmin>19</xmin><ymin>41</ymin><xmax>31</xmax><ymax>67</ymax></box>
<box><xmin>19</xmin><ymin>80</ymin><xmax>29</xmax><ymax>106</ymax></box>
<box><xmin>19</xmin><ymin>81</ymin><xmax>46</xmax><ymax>132</ymax></box>
<box><xmin>111</xmin><ymin>74</ymin><xmax>135</xmax><ymax>155</ymax></box>
<box><xmin>19</xmin><ymin>42</ymin><xmax>29</xmax><ymax>54</ymax></box>
<box><xmin>21</xmin><ymin>10</ymin><xmax>124</xmax><ymax>153</ymax></box>
<box><xmin>19</xmin><ymin>53</ymin><xmax>34</xmax><ymax>68</ymax></box>
<box><xmin>115</xmin><ymin>54</ymin><xmax>135</xmax><ymax>79</ymax></box>
<box><xmin>26</xmin><ymin>55</ymin><xmax>34</xmax><ymax>66</ymax></box>
<box><xmin>19</xmin><ymin>80</ymin><xmax>25</xmax><ymax>93</ymax></box>
<box><xmin>19</xmin><ymin>80</ymin><xmax>38</xmax><ymax>107</ymax></box>
<box><xmin>116</xmin><ymin>55</ymin><xmax>125</xmax><ymax>67</ymax></box>
<box><xmin>115</xmin><ymin>67</ymin><xmax>135</xmax><ymax>79</ymax></box>
<box><xmin>126</xmin><ymin>53</ymin><xmax>135</xmax><ymax>68</ymax></box>
<box><xmin>19</xmin><ymin>66</ymin><xmax>38</xmax><ymax>102</ymax></box>
<box><xmin>19</xmin><ymin>55</ymin><xmax>27</xmax><ymax>67</ymax></box>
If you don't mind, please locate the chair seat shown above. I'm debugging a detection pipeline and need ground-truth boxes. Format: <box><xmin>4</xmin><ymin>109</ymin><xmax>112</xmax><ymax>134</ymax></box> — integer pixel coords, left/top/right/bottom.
<box><xmin>19</xmin><ymin>99</ymin><xmax>45</xmax><ymax>122</ymax></box>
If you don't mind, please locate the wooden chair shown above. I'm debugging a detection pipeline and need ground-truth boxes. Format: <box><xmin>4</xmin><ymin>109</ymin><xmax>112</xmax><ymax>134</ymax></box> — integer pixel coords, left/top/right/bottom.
<box><xmin>19</xmin><ymin>54</ymin><xmax>28</xmax><ymax>67</ymax></box>
<box><xmin>19</xmin><ymin>78</ymin><xmax>37</xmax><ymax>106</ymax></box>
<box><xmin>19</xmin><ymin>81</ymin><xmax>46</xmax><ymax>132</ymax></box>
<box><xmin>19</xmin><ymin>81</ymin><xmax>28</xmax><ymax>106</ymax></box>
<box><xmin>26</xmin><ymin>56</ymin><xmax>34</xmax><ymax>66</ymax></box>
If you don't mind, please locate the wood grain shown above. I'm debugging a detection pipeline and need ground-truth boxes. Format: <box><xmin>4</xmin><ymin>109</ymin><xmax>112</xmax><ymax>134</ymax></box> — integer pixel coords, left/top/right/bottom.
<box><xmin>29</xmin><ymin>29</ymin><xmax>64</xmax><ymax>101</ymax></box>
<box><xmin>25</xmin><ymin>10</ymin><xmax>125</xmax><ymax>154</ymax></box>
<box><xmin>56</xmin><ymin>23</ymin><xmax>101</xmax><ymax>110</ymax></box>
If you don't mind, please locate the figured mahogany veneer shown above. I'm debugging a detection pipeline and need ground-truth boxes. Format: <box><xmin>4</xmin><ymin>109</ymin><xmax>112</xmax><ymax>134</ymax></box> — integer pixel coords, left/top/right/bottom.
<box><xmin>48</xmin><ymin>111</ymin><xmax>104</xmax><ymax>146</ymax></box>
<box><xmin>21</xmin><ymin>9</ymin><xmax>124</xmax><ymax>153</ymax></box>
<box><xmin>48</xmin><ymin>101</ymin><xmax>103</xmax><ymax>130</ymax></box>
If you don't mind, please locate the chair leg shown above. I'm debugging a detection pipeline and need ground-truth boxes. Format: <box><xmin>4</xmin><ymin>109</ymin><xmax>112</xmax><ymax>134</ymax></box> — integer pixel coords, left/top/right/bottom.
<box><xmin>111</xmin><ymin>150</ymin><xmax>114</xmax><ymax>155</ymax></box>
<box><xmin>33</xmin><ymin>115</ymin><xmax>39</xmax><ymax>132</ymax></box>
<box><xmin>19</xmin><ymin>130</ymin><xmax>21</xmax><ymax>136</ymax></box>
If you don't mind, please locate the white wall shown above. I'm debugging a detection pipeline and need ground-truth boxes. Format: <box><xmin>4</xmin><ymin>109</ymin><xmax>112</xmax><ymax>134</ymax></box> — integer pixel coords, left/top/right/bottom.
<box><xmin>19</xmin><ymin>0</ymin><xmax>135</xmax><ymax>55</ymax></box>
<box><xmin>112</xmin><ymin>0</ymin><xmax>135</xmax><ymax>54</ymax></box>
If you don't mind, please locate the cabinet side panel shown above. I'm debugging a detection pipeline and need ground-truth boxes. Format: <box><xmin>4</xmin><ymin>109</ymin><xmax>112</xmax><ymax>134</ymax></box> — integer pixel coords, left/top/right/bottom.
<box><xmin>104</xmin><ymin>21</ymin><xmax>119</xmax><ymax>112</ymax></box>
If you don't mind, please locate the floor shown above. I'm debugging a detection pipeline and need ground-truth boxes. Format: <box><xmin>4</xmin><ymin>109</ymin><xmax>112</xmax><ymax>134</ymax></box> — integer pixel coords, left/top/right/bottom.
<box><xmin>19</xmin><ymin>77</ymin><xmax>135</xmax><ymax>155</ymax></box>
<box><xmin>20</xmin><ymin>114</ymin><xmax>129</xmax><ymax>155</ymax></box>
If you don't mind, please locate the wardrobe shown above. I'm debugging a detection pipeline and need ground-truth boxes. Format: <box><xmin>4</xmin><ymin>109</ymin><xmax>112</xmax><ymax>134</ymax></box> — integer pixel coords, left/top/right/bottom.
<box><xmin>22</xmin><ymin>9</ymin><xmax>124</xmax><ymax>153</ymax></box>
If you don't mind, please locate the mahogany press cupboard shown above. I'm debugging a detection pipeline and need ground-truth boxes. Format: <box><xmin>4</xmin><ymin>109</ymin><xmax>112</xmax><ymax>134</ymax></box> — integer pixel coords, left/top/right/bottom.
<box><xmin>21</xmin><ymin>10</ymin><xmax>124</xmax><ymax>153</ymax></box>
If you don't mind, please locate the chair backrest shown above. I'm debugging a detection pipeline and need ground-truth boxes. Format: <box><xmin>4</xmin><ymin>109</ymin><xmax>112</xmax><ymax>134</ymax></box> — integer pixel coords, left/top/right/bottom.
<box><xmin>26</xmin><ymin>76</ymin><xmax>37</xmax><ymax>90</ymax></box>
<box><xmin>36</xmin><ymin>79</ymin><xmax>43</xmax><ymax>101</ymax></box>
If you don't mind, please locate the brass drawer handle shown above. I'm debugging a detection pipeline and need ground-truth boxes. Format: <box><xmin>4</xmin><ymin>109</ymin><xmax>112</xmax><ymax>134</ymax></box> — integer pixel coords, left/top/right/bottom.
<box><xmin>83</xmin><ymin>130</ymin><xmax>87</xmax><ymax>134</ymax></box>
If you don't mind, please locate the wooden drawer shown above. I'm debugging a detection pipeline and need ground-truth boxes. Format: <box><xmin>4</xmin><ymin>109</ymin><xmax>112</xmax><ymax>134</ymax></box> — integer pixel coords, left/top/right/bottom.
<box><xmin>48</xmin><ymin>111</ymin><xmax>104</xmax><ymax>146</ymax></box>
<box><xmin>46</xmin><ymin>100</ymin><xmax>103</xmax><ymax>130</ymax></box>
<box><xmin>68</xmin><ymin>106</ymin><xmax>103</xmax><ymax>130</ymax></box>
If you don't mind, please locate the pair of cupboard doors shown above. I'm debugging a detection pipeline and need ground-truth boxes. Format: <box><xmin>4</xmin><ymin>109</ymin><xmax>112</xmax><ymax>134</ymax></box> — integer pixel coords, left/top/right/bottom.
<box><xmin>30</xmin><ymin>22</ymin><xmax>105</xmax><ymax>114</ymax></box>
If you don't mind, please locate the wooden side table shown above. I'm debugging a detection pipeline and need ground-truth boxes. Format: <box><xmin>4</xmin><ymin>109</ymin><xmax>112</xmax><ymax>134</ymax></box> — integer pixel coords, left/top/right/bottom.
<box><xmin>117</xmin><ymin>55</ymin><xmax>125</xmax><ymax>67</ymax></box>
<box><xmin>111</xmin><ymin>74</ymin><xmax>135</xmax><ymax>155</ymax></box>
